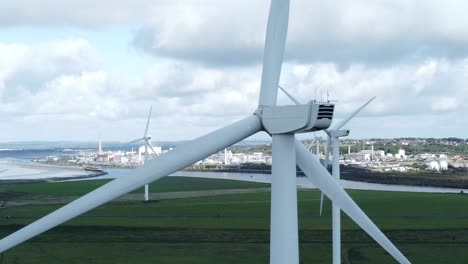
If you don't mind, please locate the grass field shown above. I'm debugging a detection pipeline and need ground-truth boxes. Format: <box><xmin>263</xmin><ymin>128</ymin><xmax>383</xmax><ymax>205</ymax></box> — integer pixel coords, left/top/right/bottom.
<box><xmin>0</xmin><ymin>176</ymin><xmax>270</xmax><ymax>197</ymax></box>
<box><xmin>1</xmin><ymin>176</ymin><xmax>468</xmax><ymax>263</ymax></box>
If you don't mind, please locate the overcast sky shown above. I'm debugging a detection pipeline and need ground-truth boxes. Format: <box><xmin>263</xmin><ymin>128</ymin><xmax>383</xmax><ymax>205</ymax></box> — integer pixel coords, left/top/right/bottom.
<box><xmin>0</xmin><ymin>0</ymin><xmax>467</xmax><ymax>142</ymax></box>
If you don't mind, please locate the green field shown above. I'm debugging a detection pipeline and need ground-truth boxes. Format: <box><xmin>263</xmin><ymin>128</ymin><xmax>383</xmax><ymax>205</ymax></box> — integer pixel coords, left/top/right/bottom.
<box><xmin>1</xmin><ymin>177</ymin><xmax>468</xmax><ymax>263</ymax></box>
<box><xmin>0</xmin><ymin>176</ymin><xmax>269</xmax><ymax>197</ymax></box>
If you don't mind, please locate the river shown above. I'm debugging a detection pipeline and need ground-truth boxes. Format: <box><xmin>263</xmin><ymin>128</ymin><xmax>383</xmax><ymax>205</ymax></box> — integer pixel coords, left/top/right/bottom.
<box><xmin>86</xmin><ymin>169</ymin><xmax>468</xmax><ymax>194</ymax></box>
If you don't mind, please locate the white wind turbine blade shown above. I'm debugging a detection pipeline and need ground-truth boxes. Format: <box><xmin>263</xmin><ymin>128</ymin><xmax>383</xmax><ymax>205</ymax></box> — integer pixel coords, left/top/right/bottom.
<box><xmin>295</xmin><ymin>141</ymin><xmax>410</xmax><ymax>264</ymax></box>
<box><xmin>146</xmin><ymin>141</ymin><xmax>158</xmax><ymax>156</ymax></box>
<box><xmin>127</xmin><ymin>137</ymin><xmax>145</xmax><ymax>144</ymax></box>
<box><xmin>279</xmin><ymin>85</ymin><xmax>301</xmax><ymax>105</ymax></box>
<box><xmin>307</xmin><ymin>139</ymin><xmax>316</xmax><ymax>151</ymax></box>
<box><xmin>258</xmin><ymin>0</ymin><xmax>290</xmax><ymax>107</ymax></box>
<box><xmin>143</xmin><ymin>106</ymin><xmax>153</xmax><ymax>138</ymax></box>
<box><xmin>331</xmin><ymin>96</ymin><xmax>376</xmax><ymax>131</ymax></box>
<box><xmin>0</xmin><ymin>115</ymin><xmax>262</xmax><ymax>253</ymax></box>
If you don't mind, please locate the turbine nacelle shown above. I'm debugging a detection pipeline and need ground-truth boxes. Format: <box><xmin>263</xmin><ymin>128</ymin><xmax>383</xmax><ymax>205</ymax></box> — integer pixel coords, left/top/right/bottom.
<box><xmin>262</xmin><ymin>102</ymin><xmax>334</xmax><ymax>135</ymax></box>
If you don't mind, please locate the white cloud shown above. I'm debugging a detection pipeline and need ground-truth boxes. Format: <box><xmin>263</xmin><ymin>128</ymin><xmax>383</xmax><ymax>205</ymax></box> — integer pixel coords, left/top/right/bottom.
<box><xmin>2</xmin><ymin>1</ymin><xmax>468</xmax><ymax>66</ymax></box>
<box><xmin>0</xmin><ymin>1</ymin><xmax>467</xmax><ymax>141</ymax></box>
<box><xmin>0</xmin><ymin>38</ymin><xmax>99</xmax><ymax>106</ymax></box>
<box><xmin>0</xmin><ymin>0</ymin><xmax>158</xmax><ymax>26</ymax></box>
<box><xmin>0</xmin><ymin>38</ymin><xmax>263</xmax><ymax>140</ymax></box>
<box><xmin>431</xmin><ymin>97</ymin><xmax>458</xmax><ymax>112</ymax></box>
<box><xmin>130</xmin><ymin>0</ymin><xmax>468</xmax><ymax>65</ymax></box>
<box><xmin>280</xmin><ymin>58</ymin><xmax>468</xmax><ymax>120</ymax></box>
<box><xmin>1</xmin><ymin>35</ymin><xmax>467</xmax><ymax>141</ymax></box>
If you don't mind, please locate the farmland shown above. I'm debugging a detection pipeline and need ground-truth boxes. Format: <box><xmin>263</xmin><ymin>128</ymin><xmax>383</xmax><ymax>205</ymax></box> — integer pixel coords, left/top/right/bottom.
<box><xmin>1</xmin><ymin>177</ymin><xmax>468</xmax><ymax>263</ymax></box>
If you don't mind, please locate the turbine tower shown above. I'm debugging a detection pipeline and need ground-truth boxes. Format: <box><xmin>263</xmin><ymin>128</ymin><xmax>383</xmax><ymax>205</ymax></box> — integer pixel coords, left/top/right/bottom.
<box><xmin>330</xmin><ymin>129</ymin><xmax>349</xmax><ymax>263</ymax></box>
<box><xmin>128</xmin><ymin>106</ymin><xmax>157</xmax><ymax>202</ymax></box>
<box><xmin>316</xmin><ymin>136</ymin><xmax>321</xmax><ymax>161</ymax></box>
<box><xmin>0</xmin><ymin>2</ymin><xmax>410</xmax><ymax>263</ymax></box>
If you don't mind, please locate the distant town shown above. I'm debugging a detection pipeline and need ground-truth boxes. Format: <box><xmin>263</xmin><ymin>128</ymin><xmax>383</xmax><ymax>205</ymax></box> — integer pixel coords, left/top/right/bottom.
<box><xmin>35</xmin><ymin>137</ymin><xmax>468</xmax><ymax>174</ymax></box>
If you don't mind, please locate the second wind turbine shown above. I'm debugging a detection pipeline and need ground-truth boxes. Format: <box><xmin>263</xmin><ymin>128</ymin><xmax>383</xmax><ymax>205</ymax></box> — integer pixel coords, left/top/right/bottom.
<box><xmin>128</xmin><ymin>106</ymin><xmax>158</xmax><ymax>202</ymax></box>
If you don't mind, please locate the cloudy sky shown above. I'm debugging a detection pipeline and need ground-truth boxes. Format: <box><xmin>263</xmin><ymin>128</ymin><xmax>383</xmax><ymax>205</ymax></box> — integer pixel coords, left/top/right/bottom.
<box><xmin>0</xmin><ymin>0</ymin><xmax>467</xmax><ymax>142</ymax></box>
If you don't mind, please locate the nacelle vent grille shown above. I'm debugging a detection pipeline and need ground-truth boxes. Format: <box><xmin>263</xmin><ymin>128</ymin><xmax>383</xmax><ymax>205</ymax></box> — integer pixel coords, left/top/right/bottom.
<box><xmin>318</xmin><ymin>104</ymin><xmax>334</xmax><ymax>119</ymax></box>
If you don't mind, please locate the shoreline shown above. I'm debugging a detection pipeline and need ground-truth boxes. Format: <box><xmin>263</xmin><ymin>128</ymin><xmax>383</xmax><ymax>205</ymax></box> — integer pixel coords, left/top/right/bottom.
<box><xmin>2</xmin><ymin>158</ymin><xmax>468</xmax><ymax>193</ymax></box>
<box><xmin>0</xmin><ymin>171</ymin><xmax>108</xmax><ymax>184</ymax></box>
<box><xmin>0</xmin><ymin>158</ymin><xmax>107</xmax><ymax>182</ymax></box>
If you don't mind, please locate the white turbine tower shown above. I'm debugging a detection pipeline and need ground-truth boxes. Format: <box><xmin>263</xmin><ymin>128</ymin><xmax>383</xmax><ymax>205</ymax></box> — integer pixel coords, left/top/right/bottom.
<box><xmin>128</xmin><ymin>106</ymin><xmax>158</xmax><ymax>202</ymax></box>
<box><xmin>330</xmin><ymin>129</ymin><xmax>349</xmax><ymax>263</ymax></box>
<box><xmin>315</xmin><ymin>135</ymin><xmax>321</xmax><ymax>161</ymax></box>
<box><xmin>0</xmin><ymin>2</ymin><xmax>410</xmax><ymax>263</ymax></box>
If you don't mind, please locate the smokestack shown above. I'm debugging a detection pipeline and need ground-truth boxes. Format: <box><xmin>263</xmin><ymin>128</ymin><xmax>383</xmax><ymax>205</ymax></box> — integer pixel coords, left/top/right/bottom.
<box><xmin>348</xmin><ymin>145</ymin><xmax>351</xmax><ymax>154</ymax></box>
<box><xmin>98</xmin><ymin>138</ymin><xmax>102</xmax><ymax>155</ymax></box>
<box><xmin>224</xmin><ymin>148</ymin><xmax>227</xmax><ymax>165</ymax></box>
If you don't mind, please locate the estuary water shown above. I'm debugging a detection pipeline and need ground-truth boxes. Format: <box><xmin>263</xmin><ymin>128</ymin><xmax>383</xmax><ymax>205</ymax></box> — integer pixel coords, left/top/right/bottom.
<box><xmin>0</xmin><ymin>149</ymin><xmax>90</xmax><ymax>180</ymax></box>
<box><xmin>102</xmin><ymin>169</ymin><xmax>468</xmax><ymax>194</ymax></box>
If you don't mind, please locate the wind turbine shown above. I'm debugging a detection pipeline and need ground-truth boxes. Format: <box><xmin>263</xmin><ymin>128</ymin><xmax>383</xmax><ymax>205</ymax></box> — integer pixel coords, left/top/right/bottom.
<box><xmin>0</xmin><ymin>1</ymin><xmax>410</xmax><ymax>264</ymax></box>
<box><xmin>280</xmin><ymin>85</ymin><xmax>376</xmax><ymax>264</ymax></box>
<box><xmin>284</xmin><ymin>86</ymin><xmax>402</xmax><ymax>263</ymax></box>
<box><xmin>320</xmin><ymin>97</ymin><xmax>375</xmax><ymax>264</ymax></box>
<box><xmin>320</xmin><ymin>96</ymin><xmax>376</xmax><ymax>215</ymax></box>
<box><xmin>127</xmin><ymin>106</ymin><xmax>158</xmax><ymax>202</ymax></box>
<box><xmin>306</xmin><ymin>133</ymin><xmax>321</xmax><ymax>162</ymax></box>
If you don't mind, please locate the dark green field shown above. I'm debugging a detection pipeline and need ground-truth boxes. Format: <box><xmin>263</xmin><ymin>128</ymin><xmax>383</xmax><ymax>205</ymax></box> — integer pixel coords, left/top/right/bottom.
<box><xmin>1</xmin><ymin>176</ymin><xmax>468</xmax><ymax>263</ymax></box>
<box><xmin>0</xmin><ymin>176</ymin><xmax>269</xmax><ymax>196</ymax></box>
